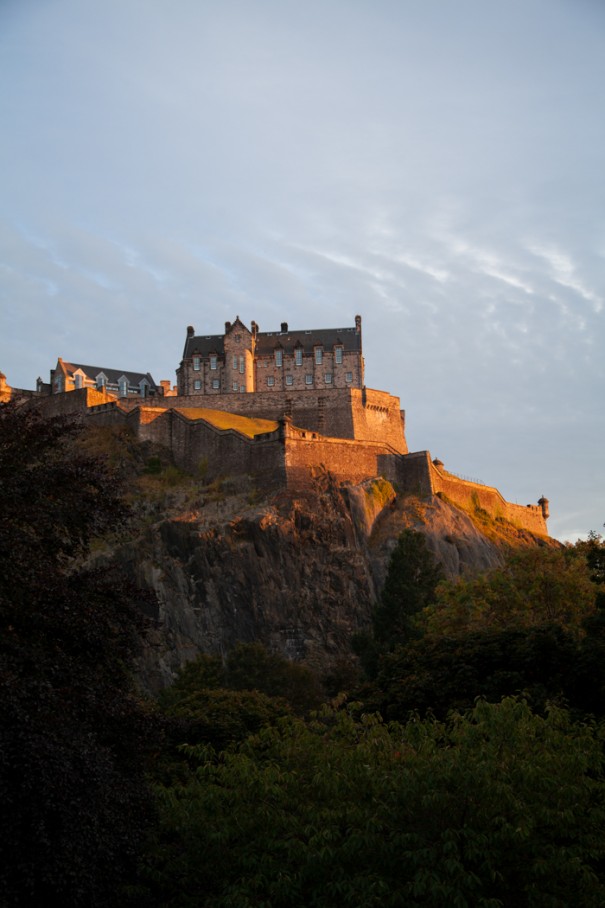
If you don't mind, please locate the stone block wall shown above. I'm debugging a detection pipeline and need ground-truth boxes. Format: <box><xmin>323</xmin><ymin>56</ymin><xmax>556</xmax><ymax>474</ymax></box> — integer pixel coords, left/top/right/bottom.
<box><xmin>113</xmin><ymin>386</ymin><xmax>407</xmax><ymax>452</ymax></box>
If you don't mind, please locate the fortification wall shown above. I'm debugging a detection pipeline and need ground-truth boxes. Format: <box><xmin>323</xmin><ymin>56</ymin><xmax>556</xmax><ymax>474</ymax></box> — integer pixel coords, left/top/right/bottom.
<box><xmin>32</xmin><ymin>387</ymin><xmax>117</xmax><ymax>418</ymax></box>
<box><xmin>114</xmin><ymin>386</ymin><xmax>406</xmax><ymax>450</ymax></box>
<box><xmin>393</xmin><ymin>452</ymin><xmax>548</xmax><ymax>534</ymax></box>
<box><xmin>425</xmin><ymin>460</ymin><xmax>547</xmax><ymax>535</ymax></box>
<box><xmin>281</xmin><ymin>421</ymin><xmax>402</xmax><ymax>488</ymax></box>
<box><xmin>350</xmin><ymin>388</ymin><xmax>407</xmax><ymax>453</ymax></box>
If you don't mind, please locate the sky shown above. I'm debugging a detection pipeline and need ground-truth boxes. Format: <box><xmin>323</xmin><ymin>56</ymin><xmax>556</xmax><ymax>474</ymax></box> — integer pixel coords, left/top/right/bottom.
<box><xmin>1</xmin><ymin>0</ymin><xmax>603</xmax><ymax>542</ymax></box>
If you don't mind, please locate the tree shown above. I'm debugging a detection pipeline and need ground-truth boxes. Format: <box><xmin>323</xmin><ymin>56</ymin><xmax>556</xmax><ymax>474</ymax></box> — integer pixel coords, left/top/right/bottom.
<box><xmin>369</xmin><ymin>625</ymin><xmax>582</xmax><ymax>721</ymax></box>
<box><xmin>355</xmin><ymin>530</ymin><xmax>443</xmax><ymax>676</ymax></box>
<box><xmin>0</xmin><ymin>402</ymin><xmax>156</xmax><ymax>906</ymax></box>
<box><xmin>143</xmin><ymin>699</ymin><xmax>605</xmax><ymax>907</ymax></box>
<box><xmin>422</xmin><ymin>546</ymin><xmax>597</xmax><ymax>637</ymax></box>
<box><xmin>374</xmin><ymin>530</ymin><xmax>444</xmax><ymax>644</ymax></box>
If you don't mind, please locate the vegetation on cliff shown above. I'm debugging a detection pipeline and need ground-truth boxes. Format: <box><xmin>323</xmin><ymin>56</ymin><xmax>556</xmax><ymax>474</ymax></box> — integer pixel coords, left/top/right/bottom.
<box><xmin>2</xmin><ymin>405</ymin><xmax>605</xmax><ymax>906</ymax></box>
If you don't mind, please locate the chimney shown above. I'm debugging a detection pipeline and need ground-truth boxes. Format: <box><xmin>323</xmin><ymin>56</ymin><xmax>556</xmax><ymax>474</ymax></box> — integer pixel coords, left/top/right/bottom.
<box><xmin>355</xmin><ymin>314</ymin><xmax>362</xmax><ymax>333</ymax></box>
<box><xmin>187</xmin><ymin>325</ymin><xmax>195</xmax><ymax>337</ymax></box>
<box><xmin>251</xmin><ymin>320</ymin><xmax>258</xmax><ymax>336</ymax></box>
<box><xmin>281</xmin><ymin>322</ymin><xmax>288</xmax><ymax>333</ymax></box>
<box><xmin>225</xmin><ymin>321</ymin><xmax>231</xmax><ymax>333</ymax></box>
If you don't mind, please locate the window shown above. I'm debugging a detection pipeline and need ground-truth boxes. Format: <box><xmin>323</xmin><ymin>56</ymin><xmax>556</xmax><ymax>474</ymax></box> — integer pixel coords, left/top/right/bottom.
<box><xmin>193</xmin><ymin>356</ymin><xmax>201</xmax><ymax>371</ymax></box>
<box><xmin>212</xmin><ymin>379</ymin><xmax>220</xmax><ymax>389</ymax></box>
<box><xmin>286</xmin><ymin>374</ymin><xmax>293</xmax><ymax>386</ymax></box>
<box><xmin>232</xmin><ymin>355</ymin><xmax>238</xmax><ymax>370</ymax></box>
<box><xmin>118</xmin><ymin>377</ymin><xmax>128</xmax><ymax>396</ymax></box>
<box><xmin>210</xmin><ymin>355</ymin><xmax>217</xmax><ymax>371</ymax></box>
<box><xmin>267</xmin><ymin>376</ymin><xmax>275</xmax><ymax>387</ymax></box>
<box><xmin>335</xmin><ymin>346</ymin><xmax>343</xmax><ymax>364</ymax></box>
<box><xmin>305</xmin><ymin>374</ymin><xmax>313</xmax><ymax>385</ymax></box>
<box><xmin>74</xmin><ymin>374</ymin><xmax>83</xmax><ymax>389</ymax></box>
<box><xmin>239</xmin><ymin>356</ymin><xmax>244</xmax><ymax>374</ymax></box>
<box><xmin>232</xmin><ymin>381</ymin><xmax>238</xmax><ymax>391</ymax></box>
<box><xmin>346</xmin><ymin>372</ymin><xmax>353</xmax><ymax>382</ymax></box>
<box><xmin>325</xmin><ymin>373</ymin><xmax>332</xmax><ymax>384</ymax></box>
<box><xmin>275</xmin><ymin>349</ymin><xmax>283</xmax><ymax>367</ymax></box>
<box><xmin>239</xmin><ymin>385</ymin><xmax>245</xmax><ymax>393</ymax></box>
<box><xmin>194</xmin><ymin>379</ymin><xmax>202</xmax><ymax>390</ymax></box>
<box><xmin>96</xmin><ymin>375</ymin><xmax>106</xmax><ymax>390</ymax></box>
<box><xmin>315</xmin><ymin>347</ymin><xmax>323</xmax><ymax>365</ymax></box>
<box><xmin>295</xmin><ymin>348</ymin><xmax>303</xmax><ymax>366</ymax></box>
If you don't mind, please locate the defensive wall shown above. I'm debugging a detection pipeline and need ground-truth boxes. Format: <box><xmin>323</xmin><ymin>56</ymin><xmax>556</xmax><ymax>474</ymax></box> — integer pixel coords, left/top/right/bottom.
<box><xmin>111</xmin><ymin>386</ymin><xmax>407</xmax><ymax>454</ymax></box>
<box><xmin>14</xmin><ymin>381</ymin><xmax>548</xmax><ymax>536</ymax></box>
<box><xmin>394</xmin><ymin>450</ymin><xmax>548</xmax><ymax>535</ymax></box>
<box><xmin>85</xmin><ymin>401</ymin><xmax>548</xmax><ymax>535</ymax></box>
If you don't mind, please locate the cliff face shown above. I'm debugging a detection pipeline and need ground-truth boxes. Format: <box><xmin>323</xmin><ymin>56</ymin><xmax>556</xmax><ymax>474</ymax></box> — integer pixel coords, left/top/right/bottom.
<box><xmin>110</xmin><ymin>471</ymin><xmax>554</xmax><ymax>694</ymax></box>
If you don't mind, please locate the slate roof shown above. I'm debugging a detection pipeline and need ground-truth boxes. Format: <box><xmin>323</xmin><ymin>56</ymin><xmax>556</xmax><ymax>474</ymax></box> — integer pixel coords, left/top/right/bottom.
<box><xmin>183</xmin><ymin>323</ymin><xmax>361</xmax><ymax>359</ymax></box>
<box><xmin>255</xmin><ymin>326</ymin><xmax>361</xmax><ymax>356</ymax></box>
<box><xmin>59</xmin><ymin>361</ymin><xmax>158</xmax><ymax>390</ymax></box>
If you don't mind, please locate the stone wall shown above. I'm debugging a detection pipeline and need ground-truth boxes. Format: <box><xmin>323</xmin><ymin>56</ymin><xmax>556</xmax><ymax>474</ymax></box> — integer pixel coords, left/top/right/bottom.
<box><xmin>32</xmin><ymin>386</ymin><xmax>117</xmax><ymax>417</ymax></box>
<box><xmin>424</xmin><ymin>459</ymin><xmax>548</xmax><ymax>535</ymax></box>
<box><xmin>113</xmin><ymin>386</ymin><xmax>407</xmax><ymax>453</ymax></box>
<box><xmin>389</xmin><ymin>451</ymin><xmax>548</xmax><ymax>534</ymax></box>
<box><xmin>282</xmin><ymin>422</ymin><xmax>403</xmax><ymax>488</ymax></box>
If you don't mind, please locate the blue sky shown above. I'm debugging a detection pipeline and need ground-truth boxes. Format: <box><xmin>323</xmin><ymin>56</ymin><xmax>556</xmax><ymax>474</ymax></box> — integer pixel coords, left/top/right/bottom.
<box><xmin>1</xmin><ymin>0</ymin><xmax>603</xmax><ymax>541</ymax></box>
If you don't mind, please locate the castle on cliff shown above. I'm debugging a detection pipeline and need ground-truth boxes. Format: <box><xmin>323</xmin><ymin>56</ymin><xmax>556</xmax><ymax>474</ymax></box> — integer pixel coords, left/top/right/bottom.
<box><xmin>0</xmin><ymin>315</ymin><xmax>549</xmax><ymax>535</ymax></box>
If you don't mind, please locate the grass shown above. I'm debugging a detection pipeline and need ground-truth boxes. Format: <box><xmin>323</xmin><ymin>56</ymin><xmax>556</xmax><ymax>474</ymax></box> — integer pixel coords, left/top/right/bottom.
<box><xmin>175</xmin><ymin>408</ymin><xmax>278</xmax><ymax>438</ymax></box>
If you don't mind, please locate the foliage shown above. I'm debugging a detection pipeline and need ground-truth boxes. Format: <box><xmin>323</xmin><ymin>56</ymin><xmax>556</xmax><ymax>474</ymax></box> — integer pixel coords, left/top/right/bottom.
<box><xmin>355</xmin><ymin>530</ymin><xmax>443</xmax><ymax>676</ymax></box>
<box><xmin>161</xmin><ymin>644</ymin><xmax>323</xmax><ymax>716</ymax></box>
<box><xmin>143</xmin><ymin>699</ymin><xmax>605</xmax><ymax>907</ymax></box>
<box><xmin>575</xmin><ymin>529</ymin><xmax>605</xmax><ymax>607</ymax></box>
<box><xmin>0</xmin><ymin>402</ymin><xmax>156</xmax><ymax>906</ymax></box>
<box><xmin>160</xmin><ymin>687</ymin><xmax>292</xmax><ymax>753</ymax></box>
<box><xmin>368</xmin><ymin>624</ymin><xmax>593</xmax><ymax>721</ymax></box>
<box><xmin>375</xmin><ymin>530</ymin><xmax>444</xmax><ymax>643</ymax></box>
<box><xmin>423</xmin><ymin>546</ymin><xmax>597</xmax><ymax>637</ymax></box>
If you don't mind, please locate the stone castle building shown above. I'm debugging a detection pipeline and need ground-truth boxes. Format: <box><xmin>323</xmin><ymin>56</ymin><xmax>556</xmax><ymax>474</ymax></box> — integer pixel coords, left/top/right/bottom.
<box><xmin>177</xmin><ymin>315</ymin><xmax>363</xmax><ymax>396</ymax></box>
<box><xmin>1</xmin><ymin>315</ymin><xmax>549</xmax><ymax>535</ymax></box>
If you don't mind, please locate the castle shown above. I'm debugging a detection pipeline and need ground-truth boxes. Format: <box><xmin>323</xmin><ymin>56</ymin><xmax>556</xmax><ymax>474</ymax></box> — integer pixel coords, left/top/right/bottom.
<box><xmin>0</xmin><ymin>315</ymin><xmax>549</xmax><ymax>535</ymax></box>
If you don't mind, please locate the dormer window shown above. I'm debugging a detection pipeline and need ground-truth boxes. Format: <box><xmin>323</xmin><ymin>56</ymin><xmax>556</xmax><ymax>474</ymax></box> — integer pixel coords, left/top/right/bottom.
<box><xmin>193</xmin><ymin>356</ymin><xmax>201</xmax><ymax>371</ymax></box>
<box><xmin>315</xmin><ymin>346</ymin><xmax>323</xmax><ymax>365</ymax></box>
<box><xmin>210</xmin><ymin>355</ymin><xmax>217</xmax><ymax>371</ymax></box>
<box><xmin>74</xmin><ymin>373</ymin><xmax>83</xmax><ymax>389</ymax></box>
<box><xmin>118</xmin><ymin>376</ymin><xmax>128</xmax><ymax>396</ymax></box>
<box><xmin>335</xmin><ymin>346</ymin><xmax>343</xmax><ymax>364</ymax></box>
<box><xmin>96</xmin><ymin>374</ymin><xmax>107</xmax><ymax>390</ymax></box>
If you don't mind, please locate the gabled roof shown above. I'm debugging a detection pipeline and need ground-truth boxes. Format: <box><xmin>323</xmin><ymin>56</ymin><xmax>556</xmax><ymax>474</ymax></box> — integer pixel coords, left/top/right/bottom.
<box><xmin>57</xmin><ymin>360</ymin><xmax>158</xmax><ymax>389</ymax></box>
<box><xmin>182</xmin><ymin>321</ymin><xmax>361</xmax><ymax>359</ymax></box>
<box><xmin>254</xmin><ymin>326</ymin><xmax>361</xmax><ymax>356</ymax></box>
<box><xmin>183</xmin><ymin>335</ymin><xmax>225</xmax><ymax>359</ymax></box>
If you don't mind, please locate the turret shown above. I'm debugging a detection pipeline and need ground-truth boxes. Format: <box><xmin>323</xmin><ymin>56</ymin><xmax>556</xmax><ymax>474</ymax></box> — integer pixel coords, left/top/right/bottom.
<box><xmin>538</xmin><ymin>496</ymin><xmax>550</xmax><ymax>520</ymax></box>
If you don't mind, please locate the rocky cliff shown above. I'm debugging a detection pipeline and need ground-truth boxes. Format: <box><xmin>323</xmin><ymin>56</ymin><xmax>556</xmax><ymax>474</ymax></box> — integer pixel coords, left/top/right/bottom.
<box><xmin>105</xmin><ymin>465</ymin><xmax>555</xmax><ymax>694</ymax></box>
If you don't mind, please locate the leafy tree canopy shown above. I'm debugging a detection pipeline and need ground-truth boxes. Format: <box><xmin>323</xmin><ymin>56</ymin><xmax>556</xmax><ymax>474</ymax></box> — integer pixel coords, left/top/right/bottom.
<box><xmin>422</xmin><ymin>546</ymin><xmax>597</xmax><ymax>637</ymax></box>
<box><xmin>144</xmin><ymin>699</ymin><xmax>605</xmax><ymax>907</ymax></box>
<box><xmin>0</xmin><ymin>402</ymin><xmax>156</xmax><ymax>906</ymax></box>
